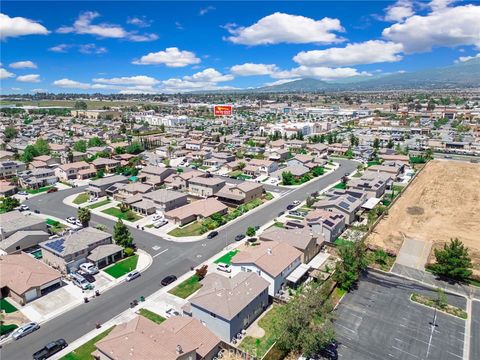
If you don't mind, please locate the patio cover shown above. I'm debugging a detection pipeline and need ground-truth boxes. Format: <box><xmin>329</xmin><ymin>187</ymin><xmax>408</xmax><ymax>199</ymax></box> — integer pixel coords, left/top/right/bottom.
<box><xmin>286</xmin><ymin>263</ymin><xmax>310</xmax><ymax>283</ymax></box>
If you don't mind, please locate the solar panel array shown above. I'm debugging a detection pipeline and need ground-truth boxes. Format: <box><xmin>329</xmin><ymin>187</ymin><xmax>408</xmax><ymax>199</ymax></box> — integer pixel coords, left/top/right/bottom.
<box><xmin>324</xmin><ymin>219</ymin><xmax>334</xmax><ymax>227</ymax></box>
<box><xmin>338</xmin><ymin>201</ymin><xmax>350</xmax><ymax>210</ymax></box>
<box><xmin>45</xmin><ymin>238</ymin><xmax>65</xmax><ymax>253</ymax></box>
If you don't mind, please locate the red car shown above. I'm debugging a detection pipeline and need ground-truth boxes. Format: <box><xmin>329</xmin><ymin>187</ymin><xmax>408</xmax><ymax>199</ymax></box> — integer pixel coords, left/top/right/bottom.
<box><xmin>47</xmin><ymin>187</ymin><xmax>58</xmax><ymax>193</ymax></box>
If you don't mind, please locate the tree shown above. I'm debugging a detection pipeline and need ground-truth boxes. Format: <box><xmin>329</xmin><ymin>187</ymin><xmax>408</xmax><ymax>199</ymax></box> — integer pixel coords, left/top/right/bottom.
<box><xmin>306</xmin><ymin>195</ymin><xmax>315</xmax><ymax>207</ymax></box>
<box><xmin>386</xmin><ymin>139</ymin><xmax>394</xmax><ymax>149</ymax></box>
<box><xmin>77</xmin><ymin>208</ymin><xmax>91</xmax><ymax>227</ymax></box>
<box><xmin>0</xmin><ymin>196</ymin><xmax>20</xmax><ymax>213</ymax></box>
<box><xmin>113</xmin><ymin>219</ymin><xmax>133</xmax><ymax>248</ymax></box>
<box><xmin>21</xmin><ymin>145</ymin><xmax>39</xmax><ymax>163</ymax></box>
<box><xmin>429</xmin><ymin>238</ymin><xmax>473</xmax><ymax>281</ymax></box>
<box><xmin>74</xmin><ymin>100</ymin><xmax>88</xmax><ymax>110</ymax></box>
<box><xmin>246</xmin><ymin>226</ymin><xmax>256</xmax><ymax>237</ymax></box>
<box><xmin>87</xmin><ymin>137</ymin><xmax>105</xmax><ymax>147</ymax></box>
<box><xmin>126</xmin><ymin>141</ymin><xmax>143</xmax><ymax>154</ymax></box>
<box><xmin>373</xmin><ymin>138</ymin><xmax>380</xmax><ymax>149</ymax></box>
<box><xmin>34</xmin><ymin>138</ymin><xmax>50</xmax><ymax>155</ymax></box>
<box><xmin>4</xmin><ymin>126</ymin><xmax>18</xmax><ymax>142</ymax></box>
<box><xmin>73</xmin><ymin>140</ymin><xmax>87</xmax><ymax>153</ymax></box>
<box><xmin>281</xmin><ymin>171</ymin><xmax>295</xmax><ymax>185</ymax></box>
<box><xmin>334</xmin><ymin>241</ymin><xmax>369</xmax><ymax>291</ymax></box>
<box><xmin>238</xmin><ymin>162</ymin><xmax>246</xmax><ymax>170</ymax></box>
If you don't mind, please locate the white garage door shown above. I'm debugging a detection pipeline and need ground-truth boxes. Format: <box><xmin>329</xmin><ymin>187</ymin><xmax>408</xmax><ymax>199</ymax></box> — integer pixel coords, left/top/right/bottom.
<box><xmin>24</xmin><ymin>288</ymin><xmax>38</xmax><ymax>302</ymax></box>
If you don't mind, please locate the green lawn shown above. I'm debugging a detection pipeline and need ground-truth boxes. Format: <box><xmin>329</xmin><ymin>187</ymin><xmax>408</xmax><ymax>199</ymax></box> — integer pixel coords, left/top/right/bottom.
<box><xmin>0</xmin><ymin>298</ymin><xmax>18</xmax><ymax>313</ymax></box>
<box><xmin>273</xmin><ymin>221</ymin><xmax>284</xmax><ymax>228</ymax></box>
<box><xmin>0</xmin><ymin>324</ymin><xmax>18</xmax><ymax>336</ymax></box>
<box><xmin>239</xmin><ymin>306</ymin><xmax>283</xmax><ymax>357</ymax></box>
<box><xmin>26</xmin><ymin>186</ymin><xmax>53</xmax><ymax>194</ymax></box>
<box><xmin>333</xmin><ymin>182</ymin><xmax>347</xmax><ymax>189</ymax></box>
<box><xmin>367</xmin><ymin>160</ymin><xmax>382</xmax><ymax>167</ymax></box>
<box><xmin>61</xmin><ymin>327</ymin><xmax>115</xmax><ymax>360</ymax></box>
<box><xmin>334</xmin><ymin>237</ymin><xmax>354</xmax><ymax>247</ymax></box>
<box><xmin>214</xmin><ymin>250</ymin><xmax>239</xmax><ymax>265</ymax></box>
<box><xmin>138</xmin><ymin>308</ymin><xmax>166</xmax><ymax>324</ymax></box>
<box><xmin>101</xmin><ymin>206</ymin><xmax>142</xmax><ymax>221</ymax></box>
<box><xmin>103</xmin><ymin>255</ymin><xmax>139</xmax><ymax>278</ymax></box>
<box><xmin>168</xmin><ymin>275</ymin><xmax>202</xmax><ymax>299</ymax></box>
<box><xmin>87</xmin><ymin>199</ymin><xmax>111</xmax><ymax>209</ymax></box>
<box><xmin>168</xmin><ymin>221</ymin><xmax>204</xmax><ymax>237</ymax></box>
<box><xmin>286</xmin><ymin>215</ymin><xmax>304</xmax><ymax>220</ymax></box>
<box><xmin>73</xmin><ymin>193</ymin><xmax>89</xmax><ymax>205</ymax></box>
<box><xmin>467</xmin><ymin>278</ymin><xmax>480</xmax><ymax>288</ymax></box>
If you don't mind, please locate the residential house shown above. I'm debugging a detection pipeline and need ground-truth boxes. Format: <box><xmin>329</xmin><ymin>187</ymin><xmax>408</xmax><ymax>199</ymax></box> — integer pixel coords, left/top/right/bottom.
<box><xmin>313</xmin><ymin>194</ymin><xmax>365</xmax><ymax>224</ymax></box>
<box><xmin>347</xmin><ymin>172</ymin><xmax>391</xmax><ymax>198</ymax></box>
<box><xmin>268</xmin><ymin>148</ymin><xmax>290</xmax><ymax>162</ymax></box>
<box><xmin>242</xmin><ymin>159</ymin><xmax>278</xmax><ymax>177</ymax></box>
<box><xmin>0</xmin><ymin>253</ymin><xmax>62</xmax><ymax>305</ymax></box>
<box><xmin>138</xmin><ymin>166</ymin><xmax>176</xmax><ymax>188</ymax></box>
<box><xmin>40</xmin><ymin>227</ymin><xmax>116</xmax><ymax>273</ymax></box>
<box><xmin>305</xmin><ymin>209</ymin><xmax>346</xmax><ymax>242</ymax></box>
<box><xmin>165</xmin><ymin>198</ymin><xmax>228</xmax><ymax>226</ymax></box>
<box><xmin>94</xmin><ymin>316</ymin><xmax>221</xmax><ymax>360</ymax></box>
<box><xmin>216</xmin><ymin>182</ymin><xmax>264</xmax><ymax>205</ymax></box>
<box><xmin>0</xmin><ymin>180</ymin><xmax>16</xmax><ymax>197</ymax></box>
<box><xmin>88</xmin><ymin>175</ymin><xmax>129</xmax><ymax>198</ymax></box>
<box><xmin>18</xmin><ymin>168</ymin><xmax>58</xmax><ymax>189</ymax></box>
<box><xmin>203</xmin><ymin>152</ymin><xmax>235</xmax><ymax>168</ymax></box>
<box><xmin>307</xmin><ymin>143</ymin><xmax>329</xmax><ymax>158</ymax></box>
<box><xmin>270</xmin><ymin>164</ymin><xmax>310</xmax><ymax>181</ymax></box>
<box><xmin>164</xmin><ymin>170</ymin><xmax>204</xmax><ymax>190</ymax></box>
<box><xmin>231</xmin><ymin>241</ymin><xmax>302</xmax><ymax>296</ymax></box>
<box><xmin>113</xmin><ymin>182</ymin><xmax>153</xmax><ymax>201</ymax></box>
<box><xmin>142</xmin><ymin>189</ymin><xmax>188</xmax><ymax>212</ymax></box>
<box><xmin>0</xmin><ymin>211</ymin><xmax>49</xmax><ymax>253</ymax></box>
<box><xmin>185</xmin><ymin>140</ymin><xmax>203</xmax><ymax>151</ymax></box>
<box><xmin>186</xmin><ymin>272</ymin><xmax>269</xmax><ymax>342</ymax></box>
<box><xmin>92</xmin><ymin>158</ymin><xmax>121</xmax><ymax>173</ymax></box>
<box><xmin>188</xmin><ymin>176</ymin><xmax>225</xmax><ymax>198</ymax></box>
<box><xmin>55</xmin><ymin>161</ymin><xmax>95</xmax><ymax>181</ymax></box>
<box><xmin>0</xmin><ymin>161</ymin><xmax>26</xmax><ymax>179</ymax></box>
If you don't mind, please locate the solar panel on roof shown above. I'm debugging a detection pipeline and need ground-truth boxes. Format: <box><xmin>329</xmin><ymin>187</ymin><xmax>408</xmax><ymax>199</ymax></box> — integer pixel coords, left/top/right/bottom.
<box><xmin>338</xmin><ymin>201</ymin><xmax>350</xmax><ymax>210</ymax></box>
<box><xmin>46</xmin><ymin>238</ymin><xmax>65</xmax><ymax>253</ymax></box>
<box><xmin>324</xmin><ymin>219</ymin><xmax>334</xmax><ymax>227</ymax></box>
<box><xmin>346</xmin><ymin>196</ymin><xmax>356</xmax><ymax>202</ymax></box>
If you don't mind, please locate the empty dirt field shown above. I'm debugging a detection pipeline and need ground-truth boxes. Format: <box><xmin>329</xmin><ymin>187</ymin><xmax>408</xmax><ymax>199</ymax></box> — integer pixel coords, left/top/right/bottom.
<box><xmin>368</xmin><ymin>160</ymin><xmax>480</xmax><ymax>275</ymax></box>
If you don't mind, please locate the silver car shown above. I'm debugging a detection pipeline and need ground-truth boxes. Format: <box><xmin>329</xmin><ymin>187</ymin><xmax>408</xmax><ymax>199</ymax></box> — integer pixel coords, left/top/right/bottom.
<box><xmin>11</xmin><ymin>322</ymin><xmax>40</xmax><ymax>340</ymax></box>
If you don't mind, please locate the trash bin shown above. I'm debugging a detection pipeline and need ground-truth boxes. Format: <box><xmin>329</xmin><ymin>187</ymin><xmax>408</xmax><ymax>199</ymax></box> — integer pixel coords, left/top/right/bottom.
<box><xmin>139</xmin><ymin>296</ymin><xmax>145</xmax><ymax>302</ymax></box>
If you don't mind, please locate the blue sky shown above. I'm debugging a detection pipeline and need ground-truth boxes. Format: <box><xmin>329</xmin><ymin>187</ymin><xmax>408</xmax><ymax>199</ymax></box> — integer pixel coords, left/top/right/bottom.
<box><xmin>1</xmin><ymin>1</ymin><xmax>479</xmax><ymax>93</ymax></box>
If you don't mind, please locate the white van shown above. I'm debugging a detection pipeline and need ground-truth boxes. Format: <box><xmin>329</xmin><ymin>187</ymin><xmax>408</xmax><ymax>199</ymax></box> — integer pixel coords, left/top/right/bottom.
<box><xmin>70</xmin><ymin>273</ymin><xmax>92</xmax><ymax>290</ymax></box>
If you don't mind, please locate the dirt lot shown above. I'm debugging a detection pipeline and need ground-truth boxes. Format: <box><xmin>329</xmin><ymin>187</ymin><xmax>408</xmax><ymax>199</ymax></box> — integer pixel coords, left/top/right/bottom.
<box><xmin>367</xmin><ymin>160</ymin><xmax>480</xmax><ymax>275</ymax></box>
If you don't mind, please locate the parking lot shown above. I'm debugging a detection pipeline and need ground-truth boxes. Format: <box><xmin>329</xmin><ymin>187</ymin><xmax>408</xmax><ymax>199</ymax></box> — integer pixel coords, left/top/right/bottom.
<box><xmin>334</xmin><ymin>271</ymin><xmax>466</xmax><ymax>360</ymax></box>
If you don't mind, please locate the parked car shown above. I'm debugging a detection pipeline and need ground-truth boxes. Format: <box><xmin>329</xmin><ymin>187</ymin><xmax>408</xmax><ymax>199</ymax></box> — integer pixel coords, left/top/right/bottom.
<box><xmin>79</xmin><ymin>262</ymin><xmax>99</xmax><ymax>275</ymax></box>
<box><xmin>217</xmin><ymin>263</ymin><xmax>231</xmax><ymax>273</ymax></box>
<box><xmin>11</xmin><ymin>322</ymin><xmax>40</xmax><ymax>340</ymax></box>
<box><xmin>318</xmin><ymin>342</ymin><xmax>338</xmax><ymax>360</ymax></box>
<box><xmin>78</xmin><ymin>272</ymin><xmax>96</xmax><ymax>283</ymax></box>
<box><xmin>125</xmin><ymin>270</ymin><xmax>141</xmax><ymax>282</ymax></box>
<box><xmin>293</xmin><ymin>200</ymin><xmax>301</xmax><ymax>206</ymax></box>
<box><xmin>165</xmin><ymin>308</ymin><xmax>181</xmax><ymax>318</ymax></box>
<box><xmin>152</xmin><ymin>213</ymin><xmax>162</xmax><ymax>222</ymax></box>
<box><xmin>19</xmin><ymin>204</ymin><xmax>29</xmax><ymax>212</ymax></box>
<box><xmin>161</xmin><ymin>275</ymin><xmax>177</xmax><ymax>286</ymax></box>
<box><xmin>70</xmin><ymin>273</ymin><xmax>92</xmax><ymax>290</ymax></box>
<box><xmin>286</xmin><ymin>204</ymin><xmax>295</xmax><ymax>210</ymax></box>
<box><xmin>74</xmin><ymin>220</ymin><xmax>83</xmax><ymax>228</ymax></box>
<box><xmin>154</xmin><ymin>219</ymin><xmax>168</xmax><ymax>228</ymax></box>
<box><xmin>234</xmin><ymin>234</ymin><xmax>245</xmax><ymax>241</ymax></box>
<box><xmin>34</xmin><ymin>209</ymin><xmax>40</xmax><ymax>214</ymax></box>
<box><xmin>33</xmin><ymin>339</ymin><xmax>67</xmax><ymax>360</ymax></box>
<box><xmin>278</xmin><ymin>211</ymin><xmax>285</xmax><ymax>217</ymax></box>
<box><xmin>207</xmin><ymin>231</ymin><xmax>219</xmax><ymax>239</ymax></box>
<box><xmin>87</xmin><ymin>197</ymin><xmax>97</xmax><ymax>203</ymax></box>
<box><xmin>47</xmin><ymin>187</ymin><xmax>58</xmax><ymax>193</ymax></box>
<box><xmin>247</xmin><ymin>237</ymin><xmax>257</xmax><ymax>243</ymax></box>
<box><xmin>18</xmin><ymin>191</ymin><xmax>28</xmax><ymax>196</ymax></box>
<box><xmin>65</xmin><ymin>217</ymin><xmax>76</xmax><ymax>224</ymax></box>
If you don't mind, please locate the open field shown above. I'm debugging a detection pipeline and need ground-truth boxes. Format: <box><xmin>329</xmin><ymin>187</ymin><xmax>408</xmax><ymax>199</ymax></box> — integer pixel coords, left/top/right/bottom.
<box><xmin>367</xmin><ymin>160</ymin><xmax>480</xmax><ymax>275</ymax></box>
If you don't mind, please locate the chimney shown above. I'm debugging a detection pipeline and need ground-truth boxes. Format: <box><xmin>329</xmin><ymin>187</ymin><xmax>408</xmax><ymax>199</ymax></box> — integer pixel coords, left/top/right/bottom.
<box><xmin>267</xmin><ymin>248</ymin><xmax>272</xmax><ymax>255</ymax></box>
<box><xmin>176</xmin><ymin>345</ymin><xmax>183</xmax><ymax>354</ymax></box>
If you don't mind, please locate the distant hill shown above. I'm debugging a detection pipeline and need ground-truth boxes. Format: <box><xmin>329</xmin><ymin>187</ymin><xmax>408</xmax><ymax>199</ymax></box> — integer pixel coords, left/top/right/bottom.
<box><xmin>249</xmin><ymin>58</ymin><xmax>480</xmax><ymax>92</ymax></box>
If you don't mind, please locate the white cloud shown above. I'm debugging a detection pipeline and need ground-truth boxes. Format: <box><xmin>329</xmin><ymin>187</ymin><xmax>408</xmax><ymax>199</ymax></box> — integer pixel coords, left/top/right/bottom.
<box><xmin>0</xmin><ymin>13</ymin><xmax>49</xmax><ymax>40</ymax></box>
<box><xmin>49</xmin><ymin>43</ymin><xmax>107</xmax><ymax>54</ymax></box>
<box><xmin>16</xmin><ymin>74</ymin><xmax>40</xmax><ymax>83</ymax></box>
<box><xmin>199</xmin><ymin>6</ymin><xmax>215</xmax><ymax>16</ymax></box>
<box><xmin>0</xmin><ymin>68</ymin><xmax>15</xmax><ymax>79</ymax></box>
<box><xmin>230</xmin><ymin>63</ymin><xmax>279</xmax><ymax>76</ymax></box>
<box><xmin>263</xmin><ymin>78</ymin><xmax>301</xmax><ymax>87</ymax></box>
<box><xmin>9</xmin><ymin>60</ymin><xmax>37</xmax><ymax>69</ymax></box>
<box><xmin>57</xmin><ymin>11</ymin><xmax>158</xmax><ymax>42</ymax></box>
<box><xmin>53</xmin><ymin>78</ymin><xmax>91</xmax><ymax>89</ymax></box>
<box><xmin>382</xmin><ymin>4</ymin><xmax>480</xmax><ymax>53</ymax></box>
<box><xmin>455</xmin><ymin>53</ymin><xmax>480</xmax><ymax>63</ymax></box>
<box><xmin>225</xmin><ymin>12</ymin><xmax>345</xmax><ymax>45</ymax></box>
<box><xmin>183</xmin><ymin>68</ymin><xmax>233</xmax><ymax>82</ymax></box>
<box><xmin>92</xmin><ymin>75</ymin><xmax>159</xmax><ymax>86</ymax></box>
<box><xmin>271</xmin><ymin>65</ymin><xmax>370</xmax><ymax>81</ymax></box>
<box><xmin>32</xmin><ymin>88</ymin><xmax>47</xmax><ymax>93</ymax></box>
<box><xmin>133</xmin><ymin>47</ymin><xmax>201</xmax><ymax>67</ymax></box>
<box><xmin>429</xmin><ymin>0</ymin><xmax>456</xmax><ymax>11</ymax></box>
<box><xmin>384</xmin><ymin>0</ymin><xmax>415</xmax><ymax>22</ymax></box>
<box><xmin>293</xmin><ymin>41</ymin><xmax>404</xmax><ymax>67</ymax></box>
<box><xmin>127</xmin><ymin>16</ymin><xmax>151</xmax><ymax>28</ymax></box>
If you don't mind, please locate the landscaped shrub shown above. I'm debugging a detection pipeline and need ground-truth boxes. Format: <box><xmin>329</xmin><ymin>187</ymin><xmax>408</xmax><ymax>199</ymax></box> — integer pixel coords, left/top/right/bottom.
<box><xmin>123</xmin><ymin>247</ymin><xmax>135</xmax><ymax>257</ymax></box>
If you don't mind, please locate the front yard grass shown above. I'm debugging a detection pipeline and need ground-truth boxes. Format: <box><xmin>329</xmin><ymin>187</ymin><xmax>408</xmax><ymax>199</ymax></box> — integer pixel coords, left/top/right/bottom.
<box><xmin>73</xmin><ymin>193</ymin><xmax>89</xmax><ymax>205</ymax></box>
<box><xmin>87</xmin><ymin>199</ymin><xmax>111</xmax><ymax>209</ymax></box>
<box><xmin>333</xmin><ymin>181</ymin><xmax>347</xmax><ymax>189</ymax></box>
<box><xmin>168</xmin><ymin>221</ymin><xmax>204</xmax><ymax>237</ymax></box>
<box><xmin>411</xmin><ymin>293</ymin><xmax>467</xmax><ymax>319</ymax></box>
<box><xmin>0</xmin><ymin>298</ymin><xmax>17</xmax><ymax>313</ymax></box>
<box><xmin>25</xmin><ymin>186</ymin><xmax>53</xmax><ymax>194</ymax></box>
<box><xmin>168</xmin><ymin>275</ymin><xmax>202</xmax><ymax>299</ymax></box>
<box><xmin>239</xmin><ymin>305</ymin><xmax>282</xmax><ymax>357</ymax></box>
<box><xmin>61</xmin><ymin>326</ymin><xmax>115</xmax><ymax>360</ymax></box>
<box><xmin>137</xmin><ymin>308</ymin><xmax>166</xmax><ymax>324</ymax></box>
<box><xmin>214</xmin><ymin>250</ymin><xmax>239</xmax><ymax>265</ymax></box>
<box><xmin>101</xmin><ymin>206</ymin><xmax>142</xmax><ymax>221</ymax></box>
<box><xmin>103</xmin><ymin>255</ymin><xmax>139</xmax><ymax>278</ymax></box>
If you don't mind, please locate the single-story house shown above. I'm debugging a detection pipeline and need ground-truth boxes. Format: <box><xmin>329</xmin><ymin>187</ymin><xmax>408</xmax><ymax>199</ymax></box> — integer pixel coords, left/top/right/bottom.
<box><xmin>165</xmin><ymin>198</ymin><xmax>228</xmax><ymax>226</ymax></box>
<box><xmin>88</xmin><ymin>175</ymin><xmax>129</xmax><ymax>198</ymax></box>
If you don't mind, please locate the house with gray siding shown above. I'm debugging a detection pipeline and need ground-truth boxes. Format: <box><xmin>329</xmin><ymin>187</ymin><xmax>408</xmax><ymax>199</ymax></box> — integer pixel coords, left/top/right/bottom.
<box><xmin>186</xmin><ymin>272</ymin><xmax>269</xmax><ymax>342</ymax></box>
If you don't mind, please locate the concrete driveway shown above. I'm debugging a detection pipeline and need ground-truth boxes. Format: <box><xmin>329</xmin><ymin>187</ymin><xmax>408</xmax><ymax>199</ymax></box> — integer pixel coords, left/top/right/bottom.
<box><xmin>396</xmin><ymin>237</ymin><xmax>432</xmax><ymax>270</ymax></box>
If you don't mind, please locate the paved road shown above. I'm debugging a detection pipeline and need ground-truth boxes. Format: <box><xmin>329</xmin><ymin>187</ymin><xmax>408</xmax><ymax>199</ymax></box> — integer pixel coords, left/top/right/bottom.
<box><xmin>335</xmin><ymin>271</ymin><xmax>466</xmax><ymax>360</ymax></box>
<box><xmin>0</xmin><ymin>159</ymin><xmax>358</xmax><ymax>359</ymax></box>
<box><xmin>471</xmin><ymin>300</ymin><xmax>480</xmax><ymax>360</ymax></box>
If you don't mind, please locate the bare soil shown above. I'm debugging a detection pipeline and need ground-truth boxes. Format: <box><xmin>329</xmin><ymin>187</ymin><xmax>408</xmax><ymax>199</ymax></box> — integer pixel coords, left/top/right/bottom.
<box><xmin>367</xmin><ymin>160</ymin><xmax>480</xmax><ymax>275</ymax></box>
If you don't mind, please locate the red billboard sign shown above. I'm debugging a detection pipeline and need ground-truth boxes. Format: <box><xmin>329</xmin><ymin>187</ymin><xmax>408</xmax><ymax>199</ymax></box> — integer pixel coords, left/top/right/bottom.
<box><xmin>214</xmin><ymin>105</ymin><xmax>233</xmax><ymax>116</ymax></box>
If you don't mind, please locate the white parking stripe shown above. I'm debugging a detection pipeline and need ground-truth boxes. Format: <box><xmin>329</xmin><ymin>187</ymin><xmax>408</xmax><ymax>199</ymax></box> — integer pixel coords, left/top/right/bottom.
<box><xmin>153</xmin><ymin>249</ymin><xmax>169</xmax><ymax>258</ymax></box>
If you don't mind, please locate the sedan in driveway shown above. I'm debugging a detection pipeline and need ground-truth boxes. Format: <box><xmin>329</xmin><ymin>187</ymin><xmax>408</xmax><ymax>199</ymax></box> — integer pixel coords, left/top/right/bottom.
<box><xmin>153</xmin><ymin>219</ymin><xmax>168</xmax><ymax>228</ymax></box>
<box><xmin>11</xmin><ymin>322</ymin><xmax>40</xmax><ymax>340</ymax></box>
<box><xmin>207</xmin><ymin>231</ymin><xmax>218</xmax><ymax>239</ymax></box>
<box><xmin>161</xmin><ymin>275</ymin><xmax>177</xmax><ymax>286</ymax></box>
<box><xmin>234</xmin><ymin>234</ymin><xmax>245</xmax><ymax>241</ymax></box>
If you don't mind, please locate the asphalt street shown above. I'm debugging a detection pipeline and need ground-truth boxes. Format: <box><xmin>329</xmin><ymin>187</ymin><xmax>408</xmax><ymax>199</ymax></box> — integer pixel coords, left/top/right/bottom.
<box><xmin>0</xmin><ymin>159</ymin><xmax>358</xmax><ymax>359</ymax></box>
<box><xmin>471</xmin><ymin>300</ymin><xmax>480</xmax><ymax>360</ymax></box>
<box><xmin>334</xmin><ymin>271</ymin><xmax>466</xmax><ymax>360</ymax></box>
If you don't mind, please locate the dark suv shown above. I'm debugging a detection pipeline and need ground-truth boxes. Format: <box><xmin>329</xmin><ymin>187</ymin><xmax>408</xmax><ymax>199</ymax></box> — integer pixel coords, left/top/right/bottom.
<box><xmin>161</xmin><ymin>275</ymin><xmax>177</xmax><ymax>286</ymax></box>
<box><xmin>207</xmin><ymin>231</ymin><xmax>218</xmax><ymax>239</ymax></box>
<box><xmin>33</xmin><ymin>339</ymin><xmax>67</xmax><ymax>359</ymax></box>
